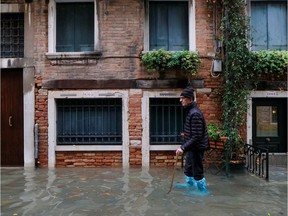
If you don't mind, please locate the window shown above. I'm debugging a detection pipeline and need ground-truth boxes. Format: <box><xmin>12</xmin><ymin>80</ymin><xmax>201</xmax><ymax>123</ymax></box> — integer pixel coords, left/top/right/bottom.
<box><xmin>250</xmin><ymin>0</ymin><xmax>287</xmax><ymax>51</ymax></box>
<box><xmin>56</xmin><ymin>98</ymin><xmax>122</xmax><ymax>145</ymax></box>
<box><xmin>149</xmin><ymin>1</ymin><xmax>188</xmax><ymax>51</ymax></box>
<box><xmin>150</xmin><ymin>98</ymin><xmax>184</xmax><ymax>144</ymax></box>
<box><xmin>1</xmin><ymin>13</ymin><xmax>24</xmax><ymax>58</ymax></box>
<box><xmin>145</xmin><ymin>0</ymin><xmax>195</xmax><ymax>51</ymax></box>
<box><xmin>48</xmin><ymin>0</ymin><xmax>99</xmax><ymax>53</ymax></box>
<box><xmin>56</xmin><ymin>2</ymin><xmax>94</xmax><ymax>52</ymax></box>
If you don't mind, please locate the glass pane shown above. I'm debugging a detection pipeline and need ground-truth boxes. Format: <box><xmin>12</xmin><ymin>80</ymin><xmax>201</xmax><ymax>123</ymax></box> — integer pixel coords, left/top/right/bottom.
<box><xmin>256</xmin><ymin>106</ymin><xmax>278</xmax><ymax>137</ymax></box>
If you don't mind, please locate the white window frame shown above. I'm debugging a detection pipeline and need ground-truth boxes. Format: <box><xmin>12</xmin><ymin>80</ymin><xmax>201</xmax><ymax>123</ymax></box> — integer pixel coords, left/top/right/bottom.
<box><xmin>143</xmin><ymin>0</ymin><xmax>196</xmax><ymax>52</ymax></box>
<box><xmin>48</xmin><ymin>90</ymin><xmax>129</xmax><ymax>168</ymax></box>
<box><xmin>47</xmin><ymin>0</ymin><xmax>99</xmax><ymax>54</ymax></box>
<box><xmin>142</xmin><ymin>90</ymin><xmax>186</xmax><ymax>167</ymax></box>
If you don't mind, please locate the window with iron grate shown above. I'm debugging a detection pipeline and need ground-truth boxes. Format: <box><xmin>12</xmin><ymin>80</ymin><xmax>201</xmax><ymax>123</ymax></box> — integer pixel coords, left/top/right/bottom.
<box><xmin>149</xmin><ymin>98</ymin><xmax>184</xmax><ymax>145</ymax></box>
<box><xmin>56</xmin><ymin>98</ymin><xmax>122</xmax><ymax>145</ymax></box>
<box><xmin>1</xmin><ymin>13</ymin><xmax>24</xmax><ymax>58</ymax></box>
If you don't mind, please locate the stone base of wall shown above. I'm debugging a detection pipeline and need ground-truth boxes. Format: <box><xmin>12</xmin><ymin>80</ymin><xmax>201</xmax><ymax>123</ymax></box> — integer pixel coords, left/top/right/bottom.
<box><xmin>55</xmin><ymin>151</ymin><xmax>122</xmax><ymax>167</ymax></box>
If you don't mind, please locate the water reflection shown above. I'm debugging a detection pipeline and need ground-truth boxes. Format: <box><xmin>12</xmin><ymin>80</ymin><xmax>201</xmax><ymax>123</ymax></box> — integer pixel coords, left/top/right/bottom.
<box><xmin>1</xmin><ymin>166</ymin><xmax>287</xmax><ymax>216</ymax></box>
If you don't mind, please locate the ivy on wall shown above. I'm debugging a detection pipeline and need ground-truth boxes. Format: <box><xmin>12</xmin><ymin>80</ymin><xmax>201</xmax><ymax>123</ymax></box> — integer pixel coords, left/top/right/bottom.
<box><xmin>220</xmin><ymin>0</ymin><xmax>288</xmax><ymax>156</ymax></box>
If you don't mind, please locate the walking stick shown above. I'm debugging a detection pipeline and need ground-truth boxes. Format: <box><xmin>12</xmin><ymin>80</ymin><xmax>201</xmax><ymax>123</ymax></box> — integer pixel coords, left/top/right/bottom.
<box><xmin>167</xmin><ymin>154</ymin><xmax>179</xmax><ymax>194</ymax></box>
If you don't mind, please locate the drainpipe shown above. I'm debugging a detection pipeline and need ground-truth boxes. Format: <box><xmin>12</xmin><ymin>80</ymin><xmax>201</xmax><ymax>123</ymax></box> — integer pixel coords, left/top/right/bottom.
<box><xmin>34</xmin><ymin>123</ymin><xmax>39</xmax><ymax>167</ymax></box>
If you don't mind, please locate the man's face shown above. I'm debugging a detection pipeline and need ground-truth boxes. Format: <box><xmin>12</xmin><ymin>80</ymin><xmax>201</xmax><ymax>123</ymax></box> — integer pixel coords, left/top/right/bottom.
<box><xmin>180</xmin><ymin>96</ymin><xmax>192</xmax><ymax>107</ymax></box>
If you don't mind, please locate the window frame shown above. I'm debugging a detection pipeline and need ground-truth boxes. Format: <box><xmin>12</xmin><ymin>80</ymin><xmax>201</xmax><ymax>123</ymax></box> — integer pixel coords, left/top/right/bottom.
<box><xmin>48</xmin><ymin>90</ymin><xmax>129</xmax><ymax>167</ymax></box>
<box><xmin>56</xmin><ymin>98</ymin><xmax>123</xmax><ymax>145</ymax></box>
<box><xmin>47</xmin><ymin>0</ymin><xmax>99</xmax><ymax>55</ymax></box>
<box><xmin>142</xmin><ymin>90</ymin><xmax>185</xmax><ymax>166</ymax></box>
<box><xmin>143</xmin><ymin>0</ymin><xmax>196</xmax><ymax>52</ymax></box>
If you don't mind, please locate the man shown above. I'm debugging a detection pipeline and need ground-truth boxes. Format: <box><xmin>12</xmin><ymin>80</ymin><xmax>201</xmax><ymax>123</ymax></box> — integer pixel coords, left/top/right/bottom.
<box><xmin>176</xmin><ymin>86</ymin><xmax>209</xmax><ymax>192</ymax></box>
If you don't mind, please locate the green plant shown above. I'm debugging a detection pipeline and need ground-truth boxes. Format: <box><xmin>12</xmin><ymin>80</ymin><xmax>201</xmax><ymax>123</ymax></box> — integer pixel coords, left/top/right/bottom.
<box><xmin>207</xmin><ymin>121</ymin><xmax>226</xmax><ymax>141</ymax></box>
<box><xmin>140</xmin><ymin>49</ymin><xmax>200</xmax><ymax>79</ymax></box>
<box><xmin>220</xmin><ymin>0</ymin><xmax>251</xmax><ymax>145</ymax></box>
<box><xmin>140</xmin><ymin>49</ymin><xmax>172</xmax><ymax>79</ymax></box>
<box><xmin>168</xmin><ymin>50</ymin><xmax>201</xmax><ymax>77</ymax></box>
<box><xmin>250</xmin><ymin>50</ymin><xmax>288</xmax><ymax>78</ymax></box>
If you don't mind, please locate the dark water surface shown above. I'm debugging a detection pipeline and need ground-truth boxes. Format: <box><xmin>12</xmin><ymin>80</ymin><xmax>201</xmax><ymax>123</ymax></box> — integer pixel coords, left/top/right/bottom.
<box><xmin>1</xmin><ymin>166</ymin><xmax>287</xmax><ymax>216</ymax></box>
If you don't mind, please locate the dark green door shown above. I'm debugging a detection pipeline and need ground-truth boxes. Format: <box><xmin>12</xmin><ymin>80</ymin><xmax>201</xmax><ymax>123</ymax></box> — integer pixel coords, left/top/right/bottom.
<box><xmin>252</xmin><ymin>98</ymin><xmax>287</xmax><ymax>153</ymax></box>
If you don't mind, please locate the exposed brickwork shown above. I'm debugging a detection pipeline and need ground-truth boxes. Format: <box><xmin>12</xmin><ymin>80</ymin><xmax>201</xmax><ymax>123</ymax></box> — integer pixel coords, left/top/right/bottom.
<box><xmin>56</xmin><ymin>151</ymin><xmax>122</xmax><ymax>168</ymax></box>
<box><xmin>129</xmin><ymin>146</ymin><xmax>142</xmax><ymax>167</ymax></box>
<box><xmin>35</xmin><ymin>75</ymin><xmax>49</xmax><ymax>167</ymax></box>
<box><xmin>150</xmin><ymin>151</ymin><xmax>178</xmax><ymax>167</ymax></box>
<box><xmin>128</xmin><ymin>90</ymin><xmax>143</xmax><ymax>141</ymax></box>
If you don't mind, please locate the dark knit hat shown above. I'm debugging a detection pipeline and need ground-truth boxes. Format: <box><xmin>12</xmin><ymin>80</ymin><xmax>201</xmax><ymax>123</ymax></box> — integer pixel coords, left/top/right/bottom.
<box><xmin>180</xmin><ymin>87</ymin><xmax>194</xmax><ymax>100</ymax></box>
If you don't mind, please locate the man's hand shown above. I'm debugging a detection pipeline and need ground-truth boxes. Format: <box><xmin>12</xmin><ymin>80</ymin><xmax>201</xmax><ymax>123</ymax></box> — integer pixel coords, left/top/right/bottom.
<box><xmin>176</xmin><ymin>147</ymin><xmax>184</xmax><ymax>156</ymax></box>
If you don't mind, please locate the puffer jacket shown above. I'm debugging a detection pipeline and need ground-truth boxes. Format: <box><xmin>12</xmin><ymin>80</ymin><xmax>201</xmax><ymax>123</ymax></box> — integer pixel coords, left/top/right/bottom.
<box><xmin>181</xmin><ymin>102</ymin><xmax>209</xmax><ymax>152</ymax></box>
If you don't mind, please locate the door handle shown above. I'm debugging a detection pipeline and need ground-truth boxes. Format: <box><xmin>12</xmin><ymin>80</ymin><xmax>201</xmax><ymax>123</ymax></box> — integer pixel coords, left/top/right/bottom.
<box><xmin>9</xmin><ymin>116</ymin><xmax>13</xmax><ymax>127</ymax></box>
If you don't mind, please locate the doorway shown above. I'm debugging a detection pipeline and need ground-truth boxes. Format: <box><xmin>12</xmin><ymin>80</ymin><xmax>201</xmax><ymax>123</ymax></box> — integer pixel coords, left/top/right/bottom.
<box><xmin>252</xmin><ymin>98</ymin><xmax>287</xmax><ymax>153</ymax></box>
<box><xmin>1</xmin><ymin>68</ymin><xmax>24</xmax><ymax>166</ymax></box>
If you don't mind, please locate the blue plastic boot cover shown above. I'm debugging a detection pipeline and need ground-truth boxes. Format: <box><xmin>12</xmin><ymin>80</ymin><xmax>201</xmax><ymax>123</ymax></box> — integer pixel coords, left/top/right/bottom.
<box><xmin>185</xmin><ymin>175</ymin><xmax>195</xmax><ymax>186</ymax></box>
<box><xmin>195</xmin><ymin>178</ymin><xmax>207</xmax><ymax>192</ymax></box>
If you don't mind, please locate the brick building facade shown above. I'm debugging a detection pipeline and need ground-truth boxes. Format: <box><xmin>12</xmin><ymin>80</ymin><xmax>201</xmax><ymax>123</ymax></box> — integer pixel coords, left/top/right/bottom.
<box><xmin>1</xmin><ymin>0</ymin><xmax>287</xmax><ymax>167</ymax></box>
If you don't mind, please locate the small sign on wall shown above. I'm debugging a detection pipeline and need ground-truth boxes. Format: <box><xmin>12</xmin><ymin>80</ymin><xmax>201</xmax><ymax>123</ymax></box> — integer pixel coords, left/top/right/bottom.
<box><xmin>266</xmin><ymin>91</ymin><xmax>278</xmax><ymax>97</ymax></box>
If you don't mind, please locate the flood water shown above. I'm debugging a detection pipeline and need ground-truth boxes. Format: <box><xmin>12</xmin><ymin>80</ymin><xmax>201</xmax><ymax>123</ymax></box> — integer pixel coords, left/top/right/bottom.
<box><xmin>1</xmin><ymin>166</ymin><xmax>287</xmax><ymax>216</ymax></box>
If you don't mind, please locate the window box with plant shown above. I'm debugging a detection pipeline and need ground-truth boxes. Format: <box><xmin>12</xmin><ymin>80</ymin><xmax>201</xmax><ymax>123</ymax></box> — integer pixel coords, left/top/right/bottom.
<box><xmin>140</xmin><ymin>49</ymin><xmax>201</xmax><ymax>80</ymax></box>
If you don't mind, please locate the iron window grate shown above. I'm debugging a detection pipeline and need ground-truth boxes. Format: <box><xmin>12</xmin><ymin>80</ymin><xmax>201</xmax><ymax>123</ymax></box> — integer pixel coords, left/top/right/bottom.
<box><xmin>150</xmin><ymin>98</ymin><xmax>184</xmax><ymax>145</ymax></box>
<box><xmin>1</xmin><ymin>13</ymin><xmax>24</xmax><ymax>58</ymax></box>
<box><xmin>56</xmin><ymin>98</ymin><xmax>122</xmax><ymax>145</ymax></box>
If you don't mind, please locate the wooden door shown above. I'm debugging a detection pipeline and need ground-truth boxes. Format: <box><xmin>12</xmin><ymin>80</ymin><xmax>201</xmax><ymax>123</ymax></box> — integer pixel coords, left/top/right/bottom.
<box><xmin>1</xmin><ymin>68</ymin><xmax>24</xmax><ymax>166</ymax></box>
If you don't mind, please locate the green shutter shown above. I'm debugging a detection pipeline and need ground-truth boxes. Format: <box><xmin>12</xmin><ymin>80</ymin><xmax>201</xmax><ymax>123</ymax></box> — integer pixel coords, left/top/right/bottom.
<box><xmin>149</xmin><ymin>1</ymin><xmax>188</xmax><ymax>51</ymax></box>
<box><xmin>267</xmin><ymin>2</ymin><xmax>287</xmax><ymax>50</ymax></box>
<box><xmin>56</xmin><ymin>2</ymin><xmax>94</xmax><ymax>52</ymax></box>
<box><xmin>251</xmin><ymin>1</ymin><xmax>287</xmax><ymax>51</ymax></box>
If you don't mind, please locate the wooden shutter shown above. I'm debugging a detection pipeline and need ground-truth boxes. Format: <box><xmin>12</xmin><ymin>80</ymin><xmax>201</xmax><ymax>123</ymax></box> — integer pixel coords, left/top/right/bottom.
<box><xmin>251</xmin><ymin>1</ymin><xmax>287</xmax><ymax>51</ymax></box>
<box><xmin>251</xmin><ymin>2</ymin><xmax>268</xmax><ymax>50</ymax></box>
<box><xmin>75</xmin><ymin>3</ymin><xmax>94</xmax><ymax>51</ymax></box>
<box><xmin>56</xmin><ymin>3</ymin><xmax>75</xmax><ymax>52</ymax></box>
<box><xmin>168</xmin><ymin>3</ymin><xmax>188</xmax><ymax>51</ymax></box>
<box><xmin>149</xmin><ymin>1</ymin><xmax>188</xmax><ymax>51</ymax></box>
<box><xmin>267</xmin><ymin>2</ymin><xmax>287</xmax><ymax>50</ymax></box>
<box><xmin>56</xmin><ymin>3</ymin><xmax>94</xmax><ymax>52</ymax></box>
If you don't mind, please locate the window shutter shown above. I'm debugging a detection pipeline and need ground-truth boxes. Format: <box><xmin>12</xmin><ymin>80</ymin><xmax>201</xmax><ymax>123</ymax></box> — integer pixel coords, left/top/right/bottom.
<box><xmin>56</xmin><ymin>3</ymin><xmax>94</xmax><ymax>52</ymax></box>
<box><xmin>267</xmin><ymin>2</ymin><xmax>287</xmax><ymax>50</ymax></box>
<box><xmin>251</xmin><ymin>2</ymin><xmax>268</xmax><ymax>51</ymax></box>
<box><xmin>56</xmin><ymin>3</ymin><xmax>75</xmax><ymax>52</ymax></box>
<box><xmin>75</xmin><ymin>3</ymin><xmax>94</xmax><ymax>51</ymax></box>
<box><xmin>149</xmin><ymin>2</ymin><xmax>188</xmax><ymax>51</ymax></box>
<box><xmin>168</xmin><ymin>3</ymin><xmax>188</xmax><ymax>51</ymax></box>
<box><xmin>149</xmin><ymin>2</ymin><xmax>169</xmax><ymax>50</ymax></box>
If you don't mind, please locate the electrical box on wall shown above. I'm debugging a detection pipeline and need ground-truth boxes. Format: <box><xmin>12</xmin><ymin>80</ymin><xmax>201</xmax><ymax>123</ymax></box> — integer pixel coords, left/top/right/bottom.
<box><xmin>213</xmin><ymin>59</ymin><xmax>222</xmax><ymax>73</ymax></box>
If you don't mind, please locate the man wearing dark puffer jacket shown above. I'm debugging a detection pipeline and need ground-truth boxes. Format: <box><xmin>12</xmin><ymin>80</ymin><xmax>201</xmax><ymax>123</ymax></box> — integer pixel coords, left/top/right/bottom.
<box><xmin>176</xmin><ymin>87</ymin><xmax>209</xmax><ymax>192</ymax></box>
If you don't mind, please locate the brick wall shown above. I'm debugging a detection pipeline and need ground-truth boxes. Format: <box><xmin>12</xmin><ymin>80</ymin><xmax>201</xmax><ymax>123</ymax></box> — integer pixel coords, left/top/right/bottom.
<box><xmin>32</xmin><ymin>0</ymin><xmax>225</xmax><ymax>168</ymax></box>
<box><xmin>35</xmin><ymin>75</ymin><xmax>49</xmax><ymax>167</ymax></box>
<box><xmin>56</xmin><ymin>151</ymin><xmax>122</xmax><ymax>167</ymax></box>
